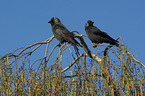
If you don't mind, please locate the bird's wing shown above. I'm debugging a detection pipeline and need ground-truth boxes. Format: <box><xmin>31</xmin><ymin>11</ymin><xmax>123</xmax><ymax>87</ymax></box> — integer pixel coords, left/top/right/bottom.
<box><xmin>58</xmin><ymin>24</ymin><xmax>74</xmax><ymax>37</ymax></box>
<box><xmin>91</xmin><ymin>26</ymin><xmax>118</xmax><ymax>42</ymax></box>
<box><xmin>54</xmin><ymin>24</ymin><xmax>80</xmax><ymax>46</ymax></box>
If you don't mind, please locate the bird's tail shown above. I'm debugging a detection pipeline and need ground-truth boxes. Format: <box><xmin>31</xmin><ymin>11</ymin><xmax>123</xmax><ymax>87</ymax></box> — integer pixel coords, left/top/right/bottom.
<box><xmin>75</xmin><ymin>48</ymin><xmax>80</xmax><ymax>56</ymax></box>
<box><xmin>110</xmin><ymin>40</ymin><xmax>119</xmax><ymax>47</ymax></box>
<box><xmin>69</xmin><ymin>38</ymin><xmax>81</xmax><ymax>55</ymax></box>
<box><xmin>69</xmin><ymin>37</ymin><xmax>82</xmax><ymax>47</ymax></box>
<box><xmin>71</xmin><ymin>44</ymin><xmax>80</xmax><ymax>56</ymax></box>
<box><xmin>74</xmin><ymin>40</ymin><xmax>82</xmax><ymax>47</ymax></box>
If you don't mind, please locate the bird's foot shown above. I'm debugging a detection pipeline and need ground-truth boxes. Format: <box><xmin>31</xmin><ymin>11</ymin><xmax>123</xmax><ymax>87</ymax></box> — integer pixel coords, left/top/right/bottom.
<box><xmin>58</xmin><ymin>42</ymin><xmax>62</xmax><ymax>47</ymax></box>
<box><xmin>92</xmin><ymin>43</ymin><xmax>98</xmax><ymax>48</ymax></box>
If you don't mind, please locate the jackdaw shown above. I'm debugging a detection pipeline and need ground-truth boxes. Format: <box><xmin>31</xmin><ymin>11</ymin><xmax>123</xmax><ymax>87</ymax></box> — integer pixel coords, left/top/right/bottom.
<box><xmin>85</xmin><ymin>20</ymin><xmax>119</xmax><ymax>46</ymax></box>
<box><xmin>48</xmin><ymin>17</ymin><xmax>81</xmax><ymax>50</ymax></box>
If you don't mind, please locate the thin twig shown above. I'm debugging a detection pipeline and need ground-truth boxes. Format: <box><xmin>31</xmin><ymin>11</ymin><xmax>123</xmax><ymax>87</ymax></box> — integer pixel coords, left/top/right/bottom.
<box><xmin>127</xmin><ymin>51</ymin><xmax>145</xmax><ymax>68</ymax></box>
<box><xmin>45</xmin><ymin>42</ymin><xmax>49</xmax><ymax>57</ymax></box>
<box><xmin>46</xmin><ymin>43</ymin><xmax>60</xmax><ymax>62</ymax></box>
<box><xmin>61</xmin><ymin>54</ymin><xmax>84</xmax><ymax>73</ymax></box>
<box><xmin>18</xmin><ymin>36</ymin><xmax>54</xmax><ymax>56</ymax></box>
<box><xmin>17</xmin><ymin>42</ymin><xmax>48</xmax><ymax>56</ymax></box>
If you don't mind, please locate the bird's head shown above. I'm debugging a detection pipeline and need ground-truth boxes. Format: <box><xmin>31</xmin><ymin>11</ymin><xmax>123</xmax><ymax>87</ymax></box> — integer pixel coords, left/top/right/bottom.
<box><xmin>48</xmin><ymin>17</ymin><xmax>61</xmax><ymax>26</ymax></box>
<box><xmin>85</xmin><ymin>20</ymin><xmax>94</xmax><ymax>27</ymax></box>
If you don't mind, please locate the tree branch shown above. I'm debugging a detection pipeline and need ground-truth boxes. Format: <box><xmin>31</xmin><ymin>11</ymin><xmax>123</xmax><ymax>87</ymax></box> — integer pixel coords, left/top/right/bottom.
<box><xmin>61</xmin><ymin>53</ymin><xmax>84</xmax><ymax>73</ymax></box>
<box><xmin>72</xmin><ymin>32</ymin><xmax>102</xmax><ymax>64</ymax></box>
<box><xmin>18</xmin><ymin>36</ymin><xmax>54</xmax><ymax>56</ymax></box>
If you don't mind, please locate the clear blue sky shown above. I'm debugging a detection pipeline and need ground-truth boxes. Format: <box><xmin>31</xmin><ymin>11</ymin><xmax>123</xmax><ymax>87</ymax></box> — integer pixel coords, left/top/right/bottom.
<box><xmin>0</xmin><ymin>0</ymin><xmax>145</xmax><ymax>64</ymax></box>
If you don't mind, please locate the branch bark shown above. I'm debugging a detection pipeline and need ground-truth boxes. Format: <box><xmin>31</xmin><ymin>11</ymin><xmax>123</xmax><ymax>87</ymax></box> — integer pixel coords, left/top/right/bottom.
<box><xmin>61</xmin><ymin>54</ymin><xmax>84</xmax><ymax>73</ymax></box>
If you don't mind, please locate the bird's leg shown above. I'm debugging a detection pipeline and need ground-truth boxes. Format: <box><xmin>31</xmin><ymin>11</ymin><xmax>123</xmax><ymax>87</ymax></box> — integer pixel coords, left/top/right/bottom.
<box><xmin>58</xmin><ymin>42</ymin><xmax>62</xmax><ymax>47</ymax></box>
<box><xmin>92</xmin><ymin>43</ymin><xmax>98</xmax><ymax>48</ymax></box>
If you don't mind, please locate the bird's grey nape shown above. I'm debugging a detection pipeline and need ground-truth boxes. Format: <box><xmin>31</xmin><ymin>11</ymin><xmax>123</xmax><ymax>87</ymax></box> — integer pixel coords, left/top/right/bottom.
<box><xmin>48</xmin><ymin>17</ymin><xmax>61</xmax><ymax>26</ymax></box>
<box><xmin>53</xmin><ymin>17</ymin><xmax>61</xmax><ymax>23</ymax></box>
<box><xmin>85</xmin><ymin>20</ymin><xmax>94</xmax><ymax>27</ymax></box>
<box><xmin>85</xmin><ymin>22</ymin><xmax>90</xmax><ymax>27</ymax></box>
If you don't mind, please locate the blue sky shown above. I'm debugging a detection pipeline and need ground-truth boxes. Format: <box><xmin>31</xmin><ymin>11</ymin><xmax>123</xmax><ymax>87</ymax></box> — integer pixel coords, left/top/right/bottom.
<box><xmin>0</xmin><ymin>0</ymin><xmax>145</xmax><ymax>64</ymax></box>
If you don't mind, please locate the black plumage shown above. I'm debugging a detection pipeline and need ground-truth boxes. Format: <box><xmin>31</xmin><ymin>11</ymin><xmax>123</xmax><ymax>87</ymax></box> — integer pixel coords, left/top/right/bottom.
<box><xmin>85</xmin><ymin>20</ymin><xmax>119</xmax><ymax>45</ymax></box>
<box><xmin>48</xmin><ymin>17</ymin><xmax>81</xmax><ymax>50</ymax></box>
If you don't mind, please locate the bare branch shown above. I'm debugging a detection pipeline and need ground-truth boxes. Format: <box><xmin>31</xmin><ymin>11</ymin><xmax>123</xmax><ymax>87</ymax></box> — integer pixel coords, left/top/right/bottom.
<box><xmin>73</xmin><ymin>32</ymin><xmax>102</xmax><ymax>63</ymax></box>
<box><xmin>46</xmin><ymin>43</ymin><xmax>60</xmax><ymax>62</ymax></box>
<box><xmin>18</xmin><ymin>36</ymin><xmax>54</xmax><ymax>56</ymax></box>
<box><xmin>127</xmin><ymin>51</ymin><xmax>145</xmax><ymax>68</ymax></box>
<box><xmin>61</xmin><ymin>54</ymin><xmax>84</xmax><ymax>73</ymax></box>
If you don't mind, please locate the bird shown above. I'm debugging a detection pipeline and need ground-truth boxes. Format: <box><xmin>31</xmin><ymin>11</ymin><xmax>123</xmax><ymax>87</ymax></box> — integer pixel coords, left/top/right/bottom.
<box><xmin>85</xmin><ymin>20</ymin><xmax>119</xmax><ymax>46</ymax></box>
<box><xmin>48</xmin><ymin>17</ymin><xmax>81</xmax><ymax>51</ymax></box>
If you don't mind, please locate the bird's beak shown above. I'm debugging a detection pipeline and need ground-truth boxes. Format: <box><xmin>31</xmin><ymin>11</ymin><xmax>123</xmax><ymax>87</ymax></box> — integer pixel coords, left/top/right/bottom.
<box><xmin>48</xmin><ymin>21</ymin><xmax>51</xmax><ymax>23</ymax></box>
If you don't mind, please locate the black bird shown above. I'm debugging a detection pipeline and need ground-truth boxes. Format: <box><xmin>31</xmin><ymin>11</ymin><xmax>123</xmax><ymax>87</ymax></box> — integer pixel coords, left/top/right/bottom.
<box><xmin>85</xmin><ymin>20</ymin><xmax>119</xmax><ymax>46</ymax></box>
<box><xmin>48</xmin><ymin>17</ymin><xmax>81</xmax><ymax>50</ymax></box>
